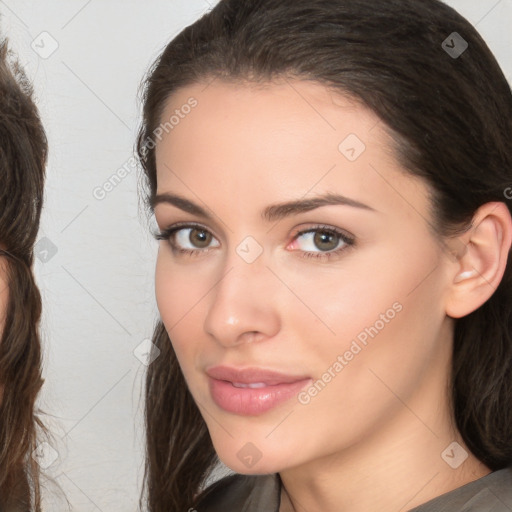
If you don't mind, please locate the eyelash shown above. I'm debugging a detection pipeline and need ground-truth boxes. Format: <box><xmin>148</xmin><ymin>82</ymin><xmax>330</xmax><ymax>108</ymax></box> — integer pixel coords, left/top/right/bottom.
<box><xmin>290</xmin><ymin>225</ymin><xmax>355</xmax><ymax>261</ymax></box>
<box><xmin>153</xmin><ymin>223</ymin><xmax>355</xmax><ymax>261</ymax></box>
<box><xmin>154</xmin><ymin>223</ymin><xmax>217</xmax><ymax>258</ymax></box>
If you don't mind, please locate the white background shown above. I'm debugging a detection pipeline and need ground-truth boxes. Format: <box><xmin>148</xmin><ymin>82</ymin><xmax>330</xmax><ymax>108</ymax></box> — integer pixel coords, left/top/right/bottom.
<box><xmin>0</xmin><ymin>1</ymin><xmax>511</xmax><ymax>510</ymax></box>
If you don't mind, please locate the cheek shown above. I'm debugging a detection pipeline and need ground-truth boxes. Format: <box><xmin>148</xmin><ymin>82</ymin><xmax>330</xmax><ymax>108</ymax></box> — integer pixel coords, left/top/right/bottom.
<box><xmin>284</xmin><ymin>234</ymin><xmax>446</xmax><ymax>377</ymax></box>
<box><xmin>281</xmin><ymin>241</ymin><xmax>441</xmax><ymax>340</ymax></box>
<box><xmin>289</xmin><ymin>240</ymin><xmax>447</xmax><ymax>410</ymax></box>
<box><xmin>155</xmin><ymin>249</ymin><xmax>203</xmax><ymax>325</ymax></box>
<box><xmin>154</xmin><ymin>249</ymin><xmax>212</xmax><ymax>367</ymax></box>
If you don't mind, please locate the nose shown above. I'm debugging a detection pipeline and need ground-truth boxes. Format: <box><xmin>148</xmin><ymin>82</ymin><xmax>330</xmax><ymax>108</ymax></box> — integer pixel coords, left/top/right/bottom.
<box><xmin>203</xmin><ymin>255</ymin><xmax>281</xmax><ymax>348</ymax></box>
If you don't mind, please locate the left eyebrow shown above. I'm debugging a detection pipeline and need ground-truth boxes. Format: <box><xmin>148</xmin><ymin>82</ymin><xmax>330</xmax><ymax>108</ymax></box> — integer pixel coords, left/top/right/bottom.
<box><xmin>262</xmin><ymin>193</ymin><xmax>376</xmax><ymax>222</ymax></box>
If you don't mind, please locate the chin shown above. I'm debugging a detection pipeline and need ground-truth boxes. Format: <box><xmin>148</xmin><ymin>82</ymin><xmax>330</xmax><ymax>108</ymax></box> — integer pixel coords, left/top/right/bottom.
<box><xmin>213</xmin><ymin>441</ymin><xmax>291</xmax><ymax>475</ymax></box>
<box><xmin>221</xmin><ymin>457</ymin><xmax>283</xmax><ymax>475</ymax></box>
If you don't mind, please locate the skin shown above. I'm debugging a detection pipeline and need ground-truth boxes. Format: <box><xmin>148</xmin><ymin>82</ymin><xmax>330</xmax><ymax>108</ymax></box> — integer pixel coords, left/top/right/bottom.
<box><xmin>153</xmin><ymin>79</ymin><xmax>511</xmax><ymax>512</ymax></box>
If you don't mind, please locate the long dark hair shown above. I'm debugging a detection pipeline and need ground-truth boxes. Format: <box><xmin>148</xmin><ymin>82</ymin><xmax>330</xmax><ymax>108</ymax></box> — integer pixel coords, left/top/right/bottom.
<box><xmin>136</xmin><ymin>1</ymin><xmax>512</xmax><ymax>510</ymax></box>
<box><xmin>0</xmin><ymin>39</ymin><xmax>47</xmax><ymax>510</ymax></box>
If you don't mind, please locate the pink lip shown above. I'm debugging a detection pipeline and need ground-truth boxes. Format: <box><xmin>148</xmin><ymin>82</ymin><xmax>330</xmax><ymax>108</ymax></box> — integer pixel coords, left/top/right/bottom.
<box><xmin>206</xmin><ymin>365</ymin><xmax>312</xmax><ymax>415</ymax></box>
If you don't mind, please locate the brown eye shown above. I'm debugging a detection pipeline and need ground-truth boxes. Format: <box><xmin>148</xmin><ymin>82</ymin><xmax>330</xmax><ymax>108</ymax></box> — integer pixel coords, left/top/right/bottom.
<box><xmin>290</xmin><ymin>226</ymin><xmax>354</xmax><ymax>259</ymax></box>
<box><xmin>167</xmin><ymin>226</ymin><xmax>220</xmax><ymax>252</ymax></box>
<box><xmin>313</xmin><ymin>230</ymin><xmax>341</xmax><ymax>251</ymax></box>
<box><xmin>189</xmin><ymin>228</ymin><xmax>212</xmax><ymax>248</ymax></box>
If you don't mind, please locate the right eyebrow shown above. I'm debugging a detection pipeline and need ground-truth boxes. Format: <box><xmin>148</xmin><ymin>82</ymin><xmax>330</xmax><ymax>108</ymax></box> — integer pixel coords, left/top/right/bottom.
<box><xmin>151</xmin><ymin>193</ymin><xmax>212</xmax><ymax>219</ymax></box>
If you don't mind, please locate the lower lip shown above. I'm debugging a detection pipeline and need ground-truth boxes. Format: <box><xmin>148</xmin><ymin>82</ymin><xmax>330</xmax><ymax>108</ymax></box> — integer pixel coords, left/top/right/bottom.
<box><xmin>208</xmin><ymin>377</ymin><xmax>312</xmax><ymax>415</ymax></box>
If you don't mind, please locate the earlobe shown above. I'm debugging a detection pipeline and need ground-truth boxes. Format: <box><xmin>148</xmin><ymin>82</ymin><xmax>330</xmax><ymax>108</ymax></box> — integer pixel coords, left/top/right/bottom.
<box><xmin>445</xmin><ymin>202</ymin><xmax>512</xmax><ymax>319</ymax></box>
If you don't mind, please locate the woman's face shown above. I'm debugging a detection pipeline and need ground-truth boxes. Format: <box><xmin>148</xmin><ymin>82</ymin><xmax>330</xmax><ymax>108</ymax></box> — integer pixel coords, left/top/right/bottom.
<box><xmin>153</xmin><ymin>80</ymin><xmax>457</xmax><ymax>474</ymax></box>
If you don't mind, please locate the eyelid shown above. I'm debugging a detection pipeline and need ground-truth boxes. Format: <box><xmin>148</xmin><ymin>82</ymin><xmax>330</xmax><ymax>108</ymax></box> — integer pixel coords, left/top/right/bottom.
<box><xmin>153</xmin><ymin>222</ymin><xmax>221</xmax><ymax>253</ymax></box>
<box><xmin>155</xmin><ymin>221</ymin><xmax>355</xmax><ymax>261</ymax></box>
<box><xmin>290</xmin><ymin>224</ymin><xmax>355</xmax><ymax>244</ymax></box>
<box><xmin>286</xmin><ymin>224</ymin><xmax>356</xmax><ymax>261</ymax></box>
<box><xmin>154</xmin><ymin>221</ymin><xmax>219</xmax><ymax>240</ymax></box>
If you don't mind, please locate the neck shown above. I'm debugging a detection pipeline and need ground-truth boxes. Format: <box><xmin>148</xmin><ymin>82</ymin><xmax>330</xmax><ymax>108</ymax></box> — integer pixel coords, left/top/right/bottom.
<box><xmin>278</xmin><ymin>362</ymin><xmax>490</xmax><ymax>512</ymax></box>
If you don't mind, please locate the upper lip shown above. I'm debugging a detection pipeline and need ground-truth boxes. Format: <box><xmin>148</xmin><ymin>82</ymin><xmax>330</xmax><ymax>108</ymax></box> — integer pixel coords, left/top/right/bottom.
<box><xmin>206</xmin><ymin>365</ymin><xmax>310</xmax><ymax>385</ymax></box>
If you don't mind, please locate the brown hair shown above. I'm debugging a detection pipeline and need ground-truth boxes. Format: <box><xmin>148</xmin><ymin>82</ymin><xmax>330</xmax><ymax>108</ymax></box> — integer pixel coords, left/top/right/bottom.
<box><xmin>0</xmin><ymin>38</ymin><xmax>47</xmax><ymax>510</ymax></box>
<box><xmin>136</xmin><ymin>1</ymin><xmax>512</xmax><ymax>510</ymax></box>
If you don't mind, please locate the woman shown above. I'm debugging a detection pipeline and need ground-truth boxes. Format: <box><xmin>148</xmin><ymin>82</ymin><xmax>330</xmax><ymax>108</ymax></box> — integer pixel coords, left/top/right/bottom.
<box><xmin>137</xmin><ymin>0</ymin><xmax>512</xmax><ymax>510</ymax></box>
<box><xmin>0</xmin><ymin>39</ymin><xmax>47</xmax><ymax>510</ymax></box>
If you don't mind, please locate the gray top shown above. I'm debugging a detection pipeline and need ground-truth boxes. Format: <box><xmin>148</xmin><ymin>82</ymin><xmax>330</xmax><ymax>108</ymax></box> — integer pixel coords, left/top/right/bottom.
<box><xmin>195</xmin><ymin>467</ymin><xmax>512</xmax><ymax>511</ymax></box>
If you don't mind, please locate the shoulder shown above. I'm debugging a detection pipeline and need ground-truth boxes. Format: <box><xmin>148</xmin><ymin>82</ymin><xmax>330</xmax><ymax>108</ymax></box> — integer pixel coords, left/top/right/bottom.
<box><xmin>410</xmin><ymin>467</ymin><xmax>512</xmax><ymax>512</ymax></box>
<box><xmin>194</xmin><ymin>473</ymin><xmax>281</xmax><ymax>512</ymax></box>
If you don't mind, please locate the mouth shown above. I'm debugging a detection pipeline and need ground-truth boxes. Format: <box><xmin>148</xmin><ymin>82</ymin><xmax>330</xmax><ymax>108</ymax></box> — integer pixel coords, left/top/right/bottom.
<box><xmin>206</xmin><ymin>365</ymin><xmax>312</xmax><ymax>415</ymax></box>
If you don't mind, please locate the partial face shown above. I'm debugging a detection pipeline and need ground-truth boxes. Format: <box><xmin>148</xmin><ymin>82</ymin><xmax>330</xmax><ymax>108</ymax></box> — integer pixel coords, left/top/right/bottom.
<box><xmin>153</xmin><ymin>80</ymin><xmax>455</xmax><ymax>474</ymax></box>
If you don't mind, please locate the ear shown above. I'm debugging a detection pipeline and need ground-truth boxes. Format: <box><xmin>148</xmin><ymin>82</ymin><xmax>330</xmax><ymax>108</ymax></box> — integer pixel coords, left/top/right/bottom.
<box><xmin>444</xmin><ymin>202</ymin><xmax>512</xmax><ymax>319</ymax></box>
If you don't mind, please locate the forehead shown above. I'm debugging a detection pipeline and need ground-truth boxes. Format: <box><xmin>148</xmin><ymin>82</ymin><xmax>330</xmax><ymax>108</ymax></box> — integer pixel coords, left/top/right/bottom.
<box><xmin>155</xmin><ymin>78</ymin><xmax>380</xmax><ymax>163</ymax></box>
<box><xmin>154</xmin><ymin>79</ymin><xmax>431</xmax><ymax>223</ymax></box>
